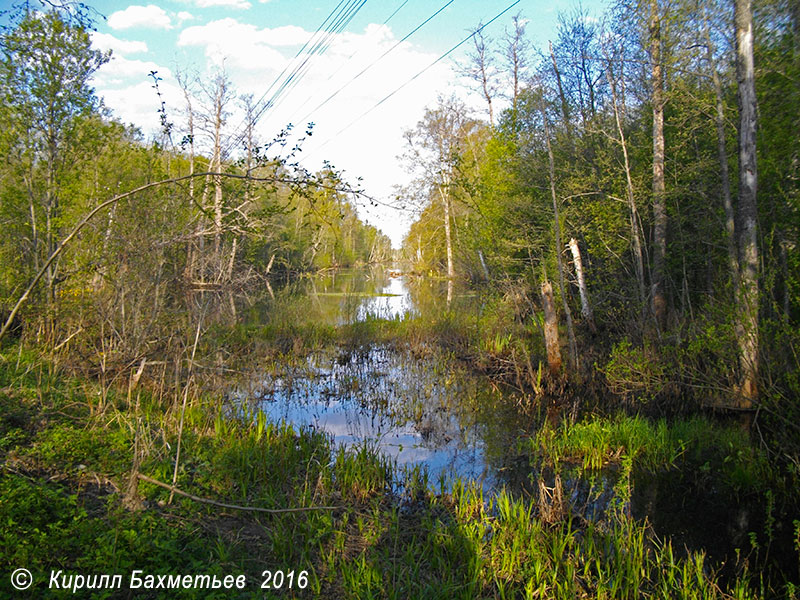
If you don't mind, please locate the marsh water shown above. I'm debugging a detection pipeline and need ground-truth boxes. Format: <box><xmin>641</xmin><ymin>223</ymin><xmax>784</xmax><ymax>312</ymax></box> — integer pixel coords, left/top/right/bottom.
<box><xmin>234</xmin><ymin>267</ymin><xmax>535</xmax><ymax>493</ymax></box>
<box><xmin>227</xmin><ymin>267</ymin><xmax>790</xmax><ymax>584</ymax></box>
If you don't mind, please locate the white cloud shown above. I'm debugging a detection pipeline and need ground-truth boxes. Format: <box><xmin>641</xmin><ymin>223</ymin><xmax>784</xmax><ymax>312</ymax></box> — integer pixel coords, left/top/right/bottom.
<box><xmin>176</xmin><ymin>19</ymin><xmax>458</xmax><ymax>245</ymax></box>
<box><xmin>268</xmin><ymin>24</ymin><xmax>457</xmax><ymax>245</ymax></box>
<box><xmin>96</xmin><ymin>55</ymin><xmax>173</xmax><ymax>84</ymax></box>
<box><xmin>178</xmin><ymin>18</ymin><xmax>298</xmax><ymax>69</ymax></box>
<box><xmin>195</xmin><ymin>0</ymin><xmax>252</xmax><ymax>8</ymax></box>
<box><xmin>98</xmin><ymin>79</ymin><xmax>183</xmax><ymax>134</ymax></box>
<box><xmin>259</xmin><ymin>25</ymin><xmax>309</xmax><ymax>46</ymax></box>
<box><xmin>91</xmin><ymin>32</ymin><xmax>148</xmax><ymax>55</ymax></box>
<box><xmin>108</xmin><ymin>5</ymin><xmax>172</xmax><ymax>30</ymax></box>
<box><xmin>93</xmin><ymin>54</ymin><xmax>185</xmax><ymax>141</ymax></box>
<box><xmin>176</xmin><ymin>11</ymin><xmax>195</xmax><ymax>24</ymax></box>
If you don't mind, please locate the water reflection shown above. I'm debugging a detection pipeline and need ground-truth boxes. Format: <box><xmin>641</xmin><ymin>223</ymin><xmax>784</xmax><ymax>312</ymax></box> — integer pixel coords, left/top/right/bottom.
<box><xmin>236</xmin><ymin>268</ymin><xmax>526</xmax><ymax>492</ymax></box>
<box><xmin>241</xmin><ymin>346</ymin><xmax>524</xmax><ymax>491</ymax></box>
<box><xmin>356</xmin><ymin>275</ymin><xmax>415</xmax><ymax>321</ymax></box>
<box><xmin>242</xmin><ymin>267</ymin><xmax>482</xmax><ymax>329</ymax></box>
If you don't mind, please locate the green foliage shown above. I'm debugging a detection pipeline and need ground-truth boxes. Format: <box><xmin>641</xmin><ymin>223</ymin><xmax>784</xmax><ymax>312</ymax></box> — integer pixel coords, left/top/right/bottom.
<box><xmin>3</xmin><ymin>323</ymin><xmax>789</xmax><ymax>599</ymax></box>
<box><xmin>0</xmin><ymin>0</ymin><xmax>798</xmax><ymax>595</ymax></box>
<box><xmin>604</xmin><ymin>339</ymin><xmax>667</xmax><ymax>401</ymax></box>
<box><xmin>397</xmin><ymin>0</ymin><xmax>800</xmax><ymax>450</ymax></box>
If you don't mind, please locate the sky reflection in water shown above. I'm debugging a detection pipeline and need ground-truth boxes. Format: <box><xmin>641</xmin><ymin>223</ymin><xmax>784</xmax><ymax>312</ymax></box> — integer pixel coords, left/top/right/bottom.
<box><xmin>256</xmin><ymin>345</ymin><xmax>497</xmax><ymax>490</ymax></box>
<box><xmin>245</xmin><ymin>271</ymin><xmax>521</xmax><ymax>491</ymax></box>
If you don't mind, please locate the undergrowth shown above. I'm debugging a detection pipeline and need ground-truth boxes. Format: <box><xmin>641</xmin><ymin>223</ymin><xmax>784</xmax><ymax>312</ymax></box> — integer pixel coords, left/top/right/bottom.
<box><xmin>2</xmin><ymin>342</ymin><xmax>788</xmax><ymax>598</ymax></box>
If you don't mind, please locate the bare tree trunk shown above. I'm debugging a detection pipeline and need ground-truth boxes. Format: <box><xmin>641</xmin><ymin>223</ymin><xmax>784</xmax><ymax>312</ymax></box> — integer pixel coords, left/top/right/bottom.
<box><xmin>735</xmin><ymin>0</ymin><xmax>759</xmax><ymax>407</ymax></box>
<box><xmin>438</xmin><ymin>181</ymin><xmax>455</xmax><ymax>280</ymax></box>
<box><xmin>541</xmin><ymin>280</ymin><xmax>562</xmax><ymax>376</ymax></box>
<box><xmin>212</xmin><ymin>114</ymin><xmax>223</xmax><ymax>259</ymax></box>
<box><xmin>469</xmin><ymin>26</ymin><xmax>496</xmax><ymax>125</ymax></box>
<box><xmin>569</xmin><ymin>237</ymin><xmax>596</xmax><ymax>332</ymax></box>
<box><xmin>478</xmin><ymin>249</ymin><xmax>490</xmax><ymax>280</ymax></box>
<box><xmin>265</xmin><ymin>253</ymin><xmax>275</xmax><ymax>275</ymax></box>
<box><xmin>504</xmin><ymin>14</ymin><xmax>529</xmax><ymax>115</ymax></box>
<box><xmin>23</xmin><ymin>171</ymin><xmax>40</xmax><ymax>275</ymax></box>
<box><xmin>203</xmin><ymin>70</ymin><xmax>229</xmax><ymax>271</ymax></box>
<box><xmin>226</xmin><ymin>237</ymin><xmax>237</xmax><ymax>282</ymax></box>
<box><xmin>650</xmin><ymin>0</ymin><xmax>668</xmax><ymax>329</ymax></box>
<box><xmin>447</xmin><ymin>278</ymin><xmax>454</xmax><ymax>309</ymax></box>
<box><xmin>605</xmin><ymin>51</ymin><xmax>647</xmax><ymax>311</ymax></box>
<box><xmin>243</xmin><ymin>96</ymin><xmax>255</xmax><ymax>205</ymax></box>
<box><xmin>45</xmin><ymin>146</ymin><xmax>58</xmax><ymax>306</ymax></box>
<box><xmin>703</xmin><ymin>9</ymin><xmax>739</xmax><ymax>291</ymax></box>
<box><xmin>94</xmin><ymin>198</ymin><xmax>117</xmax><ymax>289</ymax></box>
<box><xmin>541</xmin><ymin>94</ymin><xmax>577</xmax><ymax>372</ymax></box>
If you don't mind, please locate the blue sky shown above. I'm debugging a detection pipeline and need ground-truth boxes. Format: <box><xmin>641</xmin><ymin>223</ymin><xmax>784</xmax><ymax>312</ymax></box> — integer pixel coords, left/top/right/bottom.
<box><xmin>10</xmin><ymin>0</ymin><xmax>609</xmax><ymax>245</ymax></box>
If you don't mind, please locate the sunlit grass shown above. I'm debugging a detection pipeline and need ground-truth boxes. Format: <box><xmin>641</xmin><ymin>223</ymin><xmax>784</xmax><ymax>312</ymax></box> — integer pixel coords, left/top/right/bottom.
<box><xmin>0</xmin><ymin>342</ymin><xmax>786</xmax><ymax>599</ymax></box>
<box><xmin>527</xmin><ymin>413</ymin><xmax>775</xmax><ymax>491</ymax></box>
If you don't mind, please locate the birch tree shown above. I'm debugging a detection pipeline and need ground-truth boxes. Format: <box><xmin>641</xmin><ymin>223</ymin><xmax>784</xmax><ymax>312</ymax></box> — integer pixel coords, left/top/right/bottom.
<box><xmin>401</xmin><ymin>98</ymin><xmax>477</xmax><ymax>282</ymax></box>
<box><xmin>734</xmin><ymin>0</ymin><xmax>759</xmax><ymax>406</ymax></box>
<box><xmin>649</xmin><ymin>0</ymin><xmax>668</xmax><ymax>328</ymax></box>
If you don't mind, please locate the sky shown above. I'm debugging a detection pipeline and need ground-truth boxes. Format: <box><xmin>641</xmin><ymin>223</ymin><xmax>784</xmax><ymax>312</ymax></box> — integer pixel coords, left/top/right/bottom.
<box><xmin>15</xmin><ymin>0</ymin><xmax>607</xmax><ymax>247</ymax></box>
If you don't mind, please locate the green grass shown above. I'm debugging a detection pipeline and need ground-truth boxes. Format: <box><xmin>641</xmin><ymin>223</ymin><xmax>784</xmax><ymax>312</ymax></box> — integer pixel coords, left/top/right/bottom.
<box><xmin>527</xmin><ymin>414</ymin><xmax>774</xmax><ymax>491</ymax></box>
<box><xmin>0</xmin><ymin>343</ymin><xmax>786</xmax><ymax>598</ymax></box>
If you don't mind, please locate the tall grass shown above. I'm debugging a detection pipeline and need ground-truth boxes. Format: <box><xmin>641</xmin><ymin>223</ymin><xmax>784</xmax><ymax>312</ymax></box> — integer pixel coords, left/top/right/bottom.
<box><xmin>0</xmin><ymin>341</ymin><xmax>785</xmax><ymax>598</ymax></box>
<box><xmin>527</xmin><ymin>414</ymin><xmax>774</xmax><ymax>491</ymax></box>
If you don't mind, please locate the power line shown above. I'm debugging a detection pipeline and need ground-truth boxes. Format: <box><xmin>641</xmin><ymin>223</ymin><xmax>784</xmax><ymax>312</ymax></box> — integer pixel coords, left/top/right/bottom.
<box><xmin>245</xmin><ymin>0</ymin><xmax>348</xmax><ymax>125</ymax></box>
<box><xmin>282</xmin><ymin>0</ymin><xmax>413</xmax><ymax>126</ymax></box>
<box><xmin>256</xmin><ymin>0</ymin><xmax>368</xmax><ymax>125</ymax></box>
<box><xmin>247</xmin><ymin>0</ymin><xmax>366</xmax><ymax>128</ymax></box>
<box><xmin>291</xmin><ymin>0</ymin><xmax>457</xmax><ymax>129</ymax></box>
<box><xmin>223</xmin><ymin>0</ymin><xmax>368</xmax><ymax>156</ymax></box>
<box><xmin>299</xmin><ymin>0</ymin><xmax>520</xmax><ymax>165</ymax></box>
<box><xmin>382</xmin><ymin>0</ymin><xmax>409</xmax><ymax>25</ymax></box>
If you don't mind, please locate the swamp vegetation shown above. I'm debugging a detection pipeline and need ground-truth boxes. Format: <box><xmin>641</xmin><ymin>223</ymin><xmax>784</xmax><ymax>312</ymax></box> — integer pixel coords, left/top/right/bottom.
<box><xmin>1</xmin><ymin>0</ymin><xmax>800</xmax><ymax>598</ymax></box>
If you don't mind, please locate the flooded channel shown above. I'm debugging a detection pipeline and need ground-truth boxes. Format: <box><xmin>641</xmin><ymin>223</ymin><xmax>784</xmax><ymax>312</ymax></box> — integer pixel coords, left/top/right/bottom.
<box><xmin>226</xmin><ymin>268</ymin><xmax>788</xmax><ymax>585</ymax></box>
<box><xmin>232</xmin><ymin>268</ymin><xmax>533</xmax><ymax>493</ymax></box>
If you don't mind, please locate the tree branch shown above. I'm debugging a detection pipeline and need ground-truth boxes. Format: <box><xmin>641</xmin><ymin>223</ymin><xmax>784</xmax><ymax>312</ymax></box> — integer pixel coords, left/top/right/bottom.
<box><xmin>137</xmin><ymin>474</ymin><xmax>339</xmax><ymax>514</ymax></box>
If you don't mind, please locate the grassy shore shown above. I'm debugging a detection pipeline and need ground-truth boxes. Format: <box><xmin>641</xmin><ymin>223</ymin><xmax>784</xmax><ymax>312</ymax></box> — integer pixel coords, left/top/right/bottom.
<box><xmin>4</xmin><ymin>337</ymin><xmax>797</xmax><ymax>599</ymax></box>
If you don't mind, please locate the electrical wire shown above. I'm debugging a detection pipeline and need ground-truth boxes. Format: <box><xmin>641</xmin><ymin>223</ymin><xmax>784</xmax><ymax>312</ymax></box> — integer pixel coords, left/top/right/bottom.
<box><xmin>243</xmin><ymin>0</ymin><xmax>348</xmax><ymax>126</ymax></box>
<box><xmin>382</xmin><ymin>0</ymin><xmax>409</xmax><ymax>25</ymax></box>
<box><xmin>255</xmin><ymin>0</ymin><xmax>368</xmax><ymax>125</ymax></box>
<box><xmin>281</xmin><ymin>0</ymin><xmax>413</xmax><ymax>126</ymax></box>
<box><xmin>223</xmin><ymin>0</ymin><xmax>368</xmax><ymax>156</ymax></box>
<box><xmin>298</xmin><ymin>0</ymin><xmax>520</xmax><ymax>165</ymax></box>
<box><xmin>290</xmin><ymin>0</ymin><xmax>457</xmax><ymax>129</ymax></box>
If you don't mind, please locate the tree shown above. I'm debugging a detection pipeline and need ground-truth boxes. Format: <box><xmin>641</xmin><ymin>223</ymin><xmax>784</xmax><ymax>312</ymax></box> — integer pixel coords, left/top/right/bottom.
<box><xmin>401</xmin><ymin>98</ymin><xmax>478</xmax><ymax>282</ymax></box>
<box><xmin>649</xmin><ymin>0</ymin><xmax>668</xmax><ymax>329</ymax></box>
<box><xmin>503</xmin><ymin>13</ymin><xmax>531</xmax><ymax>116</ymax></box>
<box><xmin>462</xmin><ymin>24</ymin><xmax>499</xmax><ymax>126</ymax></box>
<box><xmin>199</xmin><ymin>68</ymin><xmax>232</xmax><ymax>263</ymax></box>
<box><xmin>553</xmin><ymin>5</ymin><xmax>604</xmax><ymax>127</ymax></box>
<box><xmin>539</xmin><ymin>86</ymin><xmax>578</xmax><ymax>371</ymax></box>
<box><xmin>701</xmin><ymin>2</ymin><xmax>739</xmax><ymax>293</ymax></box>
<box><xmin>603</xmin><ymin>39</ymin><xmax>647</xmax><ymax>311</ymax></box>
<box><xmin>0</xmin><ymin>10</ymin><xmax>108</xmax><ymax>303</ymax></box>
<box><xmin>734</xmin><ymin>0</ymin><xmax>759</xmax><ymax>406</ymax></box>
